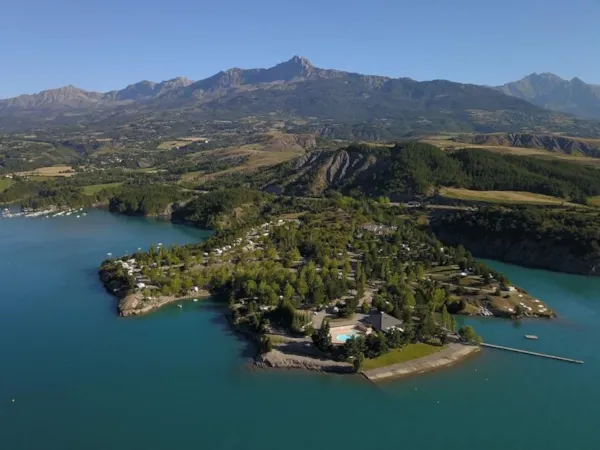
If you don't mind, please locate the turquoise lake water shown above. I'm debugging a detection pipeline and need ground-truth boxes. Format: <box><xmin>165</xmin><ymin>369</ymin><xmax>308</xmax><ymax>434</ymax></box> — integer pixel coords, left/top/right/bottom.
<box><xmin>1</xmin><ymin>209</ymin><xmax>599</xmax><ymax>450</ymax></box>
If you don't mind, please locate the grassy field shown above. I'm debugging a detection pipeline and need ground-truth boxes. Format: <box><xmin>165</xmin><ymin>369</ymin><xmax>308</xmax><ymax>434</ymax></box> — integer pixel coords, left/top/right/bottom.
<box><xmin>134</xmin><ymin>167</ymin><xmax>162</xmax><ymax>173</ymax></box>
<box><xmin>266</xmin><ymin>334</ymin><xmax>286</xmax><ymax>345</ymax></box>
<box><xmin>157</xmin><ymin>140</ymin><xmax>191</xmax><ymax>150</ymax></box>
<box><xmin>157</xmin><ymin>137</ymin><xmax>208</xmax><ymax>150</ymax></box>
<box><xmin>180</xmin><ymin>147</ymin><xmax>303</xmax><ymax>183</ymax></box>
<box><xmin>587</xmin><ymin>196</ymin><xmax>600</xmax><ymax>206</ymax></box>
<box><xmin>439</xmin><ymin>187</ymin><xmax>581</xmax><ymax>206</ymax></box>
<box><xmin>362</xmin><ymin>343</ymin><xmax>444</xmax><ymax>371</ymax></box>
<box><xmin>420</xmin><ymin>135</ymin><xmax>600</xmax><ymax>167</ymax></box>
<box><xmin>82</xmin><ymin>182</ymin><xmax>123</xmax><ymax>195</ymax></box>
<box><xmin>16</xmin><ymin>165</ymin><xmax>75</xmax><ymax>177</ymax></box>
<box><xmin>0</xmin><ymin>178</ymin><xmax>15</xmax><ymax>192</ymax></box>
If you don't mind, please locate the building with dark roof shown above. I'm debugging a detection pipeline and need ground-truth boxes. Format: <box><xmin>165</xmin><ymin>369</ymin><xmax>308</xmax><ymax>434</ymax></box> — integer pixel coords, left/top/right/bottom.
<box><xmin>367</xmin><ymin>311</ymin><xmax>404</xmax><ymax>333</ymax></box>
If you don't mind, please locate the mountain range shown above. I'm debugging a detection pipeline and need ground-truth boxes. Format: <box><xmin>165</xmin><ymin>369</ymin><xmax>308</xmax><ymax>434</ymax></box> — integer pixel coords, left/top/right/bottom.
<box><xmin>496</xmin><ymin>73</ymin><xmax>600</xmax><ymax>119</ymax></box>
<box><xmin>2</xmin><ymin>56</ymin><xmax>600</xmax><ymax>137</ymax></box>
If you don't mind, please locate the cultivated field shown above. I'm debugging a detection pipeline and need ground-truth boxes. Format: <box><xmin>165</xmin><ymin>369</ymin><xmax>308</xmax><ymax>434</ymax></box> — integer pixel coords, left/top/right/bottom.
<box><xmin>180</xmin><ymin>147</ymin><xmax>303</xmax><ymax>182</ymax></box>
<box><xmin>82</xmin><ymin>182</ymin><xmax>123</xmax><ymax>195</ymax></box>
<box><xmin>15</xmin><ymin>165</ymin><xmax>75</xmax><ymax>177</ymax></box>
<box><xmin>157</xmin><ymin>137</ymin><xmax>208</xmax><ymax>150</ymax></box>
<box><xmin>439</xmin><ymin>187</ymin><xmax>581</xmax><ymax>206</ymax></box>
<box><xmin>0</xmin><ymin>178</ymin><xmax>15</xmax><ymax>192</ymax></box>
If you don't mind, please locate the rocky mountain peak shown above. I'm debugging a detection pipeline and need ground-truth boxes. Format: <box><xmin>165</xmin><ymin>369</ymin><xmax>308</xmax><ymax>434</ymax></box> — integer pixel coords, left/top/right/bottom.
<box><xmin>0</xmin><ymin>84</ymin><xmax>102</xmax><ymax>109</ymax></box>
<box><xmin>289</xmin><ymin>55</ymin><xmax>313</xmax><ymax>68</ymax></box>
<box><xmin>274</xmin><ymin>55</ymin><xmax>315</xmax><ymax>78</ymax></box>
<box><xmin>532</xmin><ymin>72</ymin><xmax>564</xmax><ymax>81</ymax></box>
<box><xmin>161</xmin><ymin>77</ymin><xmax>194</xmax><ymax>89</ymax></box>
<box><xmin>42</xmin><ymin>85</ymin><xmax>91</xmax><ymax>97</ymax></box>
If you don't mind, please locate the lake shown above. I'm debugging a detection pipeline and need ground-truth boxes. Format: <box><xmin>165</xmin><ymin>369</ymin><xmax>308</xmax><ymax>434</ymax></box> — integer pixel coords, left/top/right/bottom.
<box><xmin>1</xmin><ymin>209</ymin><xmax>599</xmax><ymax>450</ymax></box>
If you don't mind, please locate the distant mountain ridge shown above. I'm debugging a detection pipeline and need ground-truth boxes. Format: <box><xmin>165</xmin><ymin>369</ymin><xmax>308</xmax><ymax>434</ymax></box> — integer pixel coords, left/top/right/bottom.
<box><xmin>1</xmin><ymin>85</ymin><xmax>103</xmax><ymax>109</ymax></box>
<box><xmin>497</xmin><ymin>73</ymin><xmax>600</xmax><ymax>119</ymax></box>
<box><xmin>0</xmin><ymin>76</ymin><xmax>195</xmax><ymax>108</ymax></box>
<box><xmin>0</xmin><ymin>56</ymin><xmax>390</xmax><ymax>108</ymax></box>
<box><xmin>2</xmin><ymin>56</ymin><xmax>600</xmax><ymax>137</ymax></box>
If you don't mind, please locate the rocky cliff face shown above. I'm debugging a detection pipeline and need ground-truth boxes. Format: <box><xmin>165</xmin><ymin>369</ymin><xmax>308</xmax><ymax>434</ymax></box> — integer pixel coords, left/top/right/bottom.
<box><xmin>433</xmin><ymin>226</ymin><xmax>600</xmax><ymax>276</ymax></box>
<box><xmin>264</xmin><ymin>147</ymin><xmax>385</xmax><ymax>196</ymax></box>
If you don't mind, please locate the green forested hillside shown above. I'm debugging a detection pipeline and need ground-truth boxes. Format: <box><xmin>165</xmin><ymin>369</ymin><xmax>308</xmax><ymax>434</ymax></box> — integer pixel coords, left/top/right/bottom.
<box><xmin>108</xmin><ymin>185</ymin><xmax>186</xmax><ymax>216</ymax></box>
<box><xmin>259</xmin><ymin>142</ymin><xmax>600</xmax><ymax>203</ymax></box>
<box><xmin>436</xmin><ymin>207</ymin><xmax>600</xmax><ymax>259</ymax></box>
<box><xmin>171</xmin><ymin>189</ymin><xmax>268</xmax><ymax>229</ymax></box>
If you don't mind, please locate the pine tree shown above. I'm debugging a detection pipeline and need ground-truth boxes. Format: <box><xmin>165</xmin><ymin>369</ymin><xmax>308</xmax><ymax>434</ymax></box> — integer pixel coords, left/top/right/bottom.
<box><xmin>312</xmin><ymin>320</ymin><xmax>332</xmax><ymax>352</ymax></box>
<box><xmin>356</xmin><ymin>261</ymin><xmax>363</xmax><ymax>284</ymax></box>
<box><xmin>449</xmin><ymin>315</ymin><xmax>457</xmax><ymax>332</ymax></box>
<box><xmin>353</xmin><ymin>352</ymin><xmax>365</xmax><ymax>373</ymax></box>
<box><xmin>441</xmin><ymin>305</ymin><xmax>450</xmax><ymax>329</ymax></box>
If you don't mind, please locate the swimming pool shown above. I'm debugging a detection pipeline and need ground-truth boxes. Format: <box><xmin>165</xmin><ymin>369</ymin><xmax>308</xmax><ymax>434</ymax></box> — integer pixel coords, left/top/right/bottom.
<box><xmin>335</xmin><ymin>330</ymin><xmax>362</xmax><ymax>343</ymax></box>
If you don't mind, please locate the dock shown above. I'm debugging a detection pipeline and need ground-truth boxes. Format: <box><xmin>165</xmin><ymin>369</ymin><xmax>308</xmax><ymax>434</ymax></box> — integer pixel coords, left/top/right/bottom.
<box><xmin>481</xmin><ymin>343</ymin><xmax>584</xmax><ymax>364</ymax></box>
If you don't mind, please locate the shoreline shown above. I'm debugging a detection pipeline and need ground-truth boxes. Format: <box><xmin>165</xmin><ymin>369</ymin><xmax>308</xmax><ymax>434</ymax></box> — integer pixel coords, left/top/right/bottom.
<box><xmin>118</xmin><ymin>290</ymin><xmax>211</xmax><ymax>316</ymax></box>
<box><xmin>12</xmin><ymin>202</ymin><xmax>598</xmax><ymax>281</ymax></box>
<box><xmin>363</xmin><ymin>343</ymin><xmax>480</xmax><ymax>382</ymax></box>
<box><xmin>101</xmin><ymin>268</ymin><xmax>483</xmax><ymax>381</ymax></box>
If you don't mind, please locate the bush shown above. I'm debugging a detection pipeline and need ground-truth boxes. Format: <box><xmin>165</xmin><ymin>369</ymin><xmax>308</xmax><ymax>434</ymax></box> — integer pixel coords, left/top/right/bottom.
<box><xmin>259</xmin><ymin>335</ymin><xmax>273</xmax><ymax>354</ymax></box>
<box><xmin>458</xmin><ymin>325</ymin><xmax>478</xmax><ymax>343</ymax></box>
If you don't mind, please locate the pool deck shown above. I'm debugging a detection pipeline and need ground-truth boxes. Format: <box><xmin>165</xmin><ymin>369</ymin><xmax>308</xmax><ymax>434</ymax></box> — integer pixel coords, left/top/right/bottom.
<box><xmin>363</xmin><ymin>343</ymin><xmax>480</xmax><ymax>382</ymax></box>
<box><xmin>329</xmin><ymin>324</ymin><xmax>366</xmax><ymax>344</ymax></box>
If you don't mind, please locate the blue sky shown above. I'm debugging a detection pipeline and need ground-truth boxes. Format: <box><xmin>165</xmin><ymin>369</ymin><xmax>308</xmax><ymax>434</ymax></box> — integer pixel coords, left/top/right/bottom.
<box><xmin>1</xmin><ymin>0</ymin><xmax>599</xmax><ymax>98</ymax></box>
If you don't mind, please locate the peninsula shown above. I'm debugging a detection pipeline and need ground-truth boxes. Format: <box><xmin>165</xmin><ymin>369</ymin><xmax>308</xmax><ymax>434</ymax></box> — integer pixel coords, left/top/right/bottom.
<box><xmin>99</xmin><ymin>189</ymin><xmax>551</xmax><ymax>379</ymax></box>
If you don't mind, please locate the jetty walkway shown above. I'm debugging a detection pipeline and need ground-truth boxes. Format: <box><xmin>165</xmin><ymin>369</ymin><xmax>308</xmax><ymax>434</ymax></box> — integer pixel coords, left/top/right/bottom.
<box><xmin>481</xmin><ymin>343</ymin><xmax>584</xmax><ymax>364</ymax></box>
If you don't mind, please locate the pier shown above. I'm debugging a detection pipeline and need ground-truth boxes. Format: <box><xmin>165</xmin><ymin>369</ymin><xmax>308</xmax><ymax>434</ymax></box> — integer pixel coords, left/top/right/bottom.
<box><xmin>481</xmin><ymin>343</ymin><xmax>584</xmax><ymax>364</ymax></box>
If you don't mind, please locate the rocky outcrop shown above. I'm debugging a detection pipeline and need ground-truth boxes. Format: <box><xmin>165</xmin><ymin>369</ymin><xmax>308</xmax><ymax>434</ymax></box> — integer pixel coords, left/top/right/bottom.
<box><xmin>433</xmin><ymin>226</ymin><xmax>600</xmax><ymax>276</ymax></box>
<box><xmin>264</xmin><ymin>147</ymin><xmax>385</xmax><ymax>196</ymax></box>
<box><xmin>255</xmin><ymin>349</ymin><xmax>353</xmax><ymax>374</ymax></box>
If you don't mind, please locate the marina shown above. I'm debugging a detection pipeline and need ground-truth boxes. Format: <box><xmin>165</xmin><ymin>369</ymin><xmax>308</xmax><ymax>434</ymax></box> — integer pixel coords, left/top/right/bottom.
<box><xmin>1</xmin><ymin>207</ymin><xmax>87</xmax><ymax>219</ymax></box>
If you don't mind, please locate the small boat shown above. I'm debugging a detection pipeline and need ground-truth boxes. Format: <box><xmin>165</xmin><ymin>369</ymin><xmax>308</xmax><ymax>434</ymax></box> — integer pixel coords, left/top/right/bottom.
<box><xmin>193</xmin><ymin>299</ymin><xmax>198</xmax><ymax>302</ymax></box>
<box><xmin>177</xmin><ymin>304</ymin><xmax>183</xmax><ymax>309</ymax></box>
<box><xmin>76</xmin><ymin>215</ymin><xmax>80</xmax><ymax>218</ymax></box>
<box><xmin>525</xmin><ymin>335</ymin><xmax>538</xmax><ymax>340</ymax></box>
